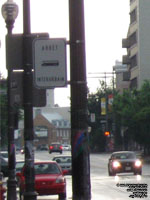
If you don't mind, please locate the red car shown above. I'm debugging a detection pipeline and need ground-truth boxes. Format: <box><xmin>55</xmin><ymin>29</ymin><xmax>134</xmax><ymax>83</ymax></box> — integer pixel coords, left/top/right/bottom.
<box><xmin>49</xmin><ymin>143</ymin><xmax>63</xmax><ymax>154</ymax></box>
<box><xmin>17</xmin><ymin>161</ymin><xmax>67</xmax><ymax>200</ymax></box>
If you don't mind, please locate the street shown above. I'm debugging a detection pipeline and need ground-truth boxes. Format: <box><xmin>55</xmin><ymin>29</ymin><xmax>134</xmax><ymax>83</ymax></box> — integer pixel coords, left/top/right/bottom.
<box><xmin>6</xmin><ymin>151</ymin><xmax>149</xmax><ymax>200</ymax></box>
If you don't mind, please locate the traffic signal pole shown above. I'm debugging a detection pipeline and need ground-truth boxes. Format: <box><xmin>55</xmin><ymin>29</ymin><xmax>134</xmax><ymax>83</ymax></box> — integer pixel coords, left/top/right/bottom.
<box><xmin>69</xmin><ymin>0</ymin><xmax>91</xmax><ymax>199</ymax></box>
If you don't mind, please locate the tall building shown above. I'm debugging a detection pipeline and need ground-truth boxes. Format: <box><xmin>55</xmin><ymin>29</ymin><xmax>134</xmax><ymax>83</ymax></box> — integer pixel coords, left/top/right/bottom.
<box><xmin>122</xmin><ymin>0</ymin><xmax>150</xmax><ymax>89</ymax></box>
<box><xmin>113</xmin><ymin>61</ymin><xmax>129</xmax><ymax>93</ymax></box>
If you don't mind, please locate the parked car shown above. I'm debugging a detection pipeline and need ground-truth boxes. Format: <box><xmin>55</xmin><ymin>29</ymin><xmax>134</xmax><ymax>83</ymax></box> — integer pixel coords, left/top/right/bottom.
<box><xmin>49</xmin><ymin>143</ymin><xmax>63</xmax><ymax>154</ymax></box>
<box><xmin>62</xmin><ymin>144</ymin><xmax>71</xmax><ymax>151</ymax></box>
<box><xmin>16</xmin><ymin>161</ymin><xmax>67</xmax><ymax>200</ymax></box>
<box><xmin>108</xmin><ymin>151</ymin><xmax>142</xmax><ymax>176</ymax></box>
<box><xmin>16</xmin><ymin>160</ymin><xmax>25</xmax><ymax>186</ymax></box>
<box><xmin>16</xmin><ymin>160</ymin><xmax>25</xmax><ymax>173</ymax></box>
<box><xmin>52</xmin><ymin>155</ymin><xmax>72</xmax><ymax>175</ymax></box>
<box><xmin>20</xmin><ymin>147</ymin><xmax>24</xmax><ymax>154</ymax></box>
<box><xmin>0</xmin><ymin>151</ymin><xmax>8</xmax><ymax>161</ymax></box>
<box><xmin>0</xmin><ymin>156</ymin><xmax>8</xmax><ymax>177</ymax></box>
<box><xmin>36</xmin><ymin>144</ymin><xmax>49</xmax><ymax>151</ymax></box>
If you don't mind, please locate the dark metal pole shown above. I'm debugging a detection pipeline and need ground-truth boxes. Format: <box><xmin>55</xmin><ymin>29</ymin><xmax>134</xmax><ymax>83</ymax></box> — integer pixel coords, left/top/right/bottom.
<box><xmin>23</xmin><ymin>0</ymin><xmax>37</xmax><ymax>199</ymax></box>
<box><xmin>69</xmin><ymin>0</ymin><xmax>91</xmax><ymax>199</ymax></box>
<box><xmin>4</xmin><ymin>7</ymin><xmax>17</xmax><ymax>200</ymax></box>
<box><xmin>7</xmin><ymin>67</ymin><xmax>17</xmax><ymax>200</ymax></box>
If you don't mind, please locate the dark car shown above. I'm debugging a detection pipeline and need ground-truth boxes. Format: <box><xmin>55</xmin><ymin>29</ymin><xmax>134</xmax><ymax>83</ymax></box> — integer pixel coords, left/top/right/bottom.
<box><xmin>49</xmin><ymin>143</ymin><xmax>63</xmax><ymax>154</ymax></box>
<box><xmin>52</xmin><ymin>155</ymin><xmax>72</xmax><ymax>175</ymax></box>
<box><xmin>0</xmin><ymin>156</ymin><xmax>8</xmax><ymax>177</ymax></box>
<box><xmin>37</xmin><ymin>144</ymin><xmax>49</xmax><ymax>151</ymax></box>
<box><xmin>108</xmin><ymin>151</ymin><xmax>142</xmax><ymax>176</ymax></box>
<box><xmin>17</xmin><ymin>161</ymin><xmax>67</xmax><ymax>200</ymax></box>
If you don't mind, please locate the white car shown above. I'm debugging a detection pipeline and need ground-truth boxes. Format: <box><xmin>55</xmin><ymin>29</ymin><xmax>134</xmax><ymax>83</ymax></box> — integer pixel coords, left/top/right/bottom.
<box><xmin>52</xmin><ymin>155</ymin><xmax>72</xmax><ymax>175</ymax></box>
<box><xmin>62</xmin><ymin>144</ymin><xmax>71</xmax><ymax>151</ymax></box>
<box><xmin>1</xmin><ymin>151</ymin><xmax>8</xmax><ymax>161</ymax></box>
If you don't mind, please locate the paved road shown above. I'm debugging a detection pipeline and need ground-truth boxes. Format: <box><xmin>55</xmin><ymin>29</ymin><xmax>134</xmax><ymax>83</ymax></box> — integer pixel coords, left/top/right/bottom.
<box><xmin>4</xmin><ymin>151</ymin><xmax>150</xmax><ymax>200</ymax></box>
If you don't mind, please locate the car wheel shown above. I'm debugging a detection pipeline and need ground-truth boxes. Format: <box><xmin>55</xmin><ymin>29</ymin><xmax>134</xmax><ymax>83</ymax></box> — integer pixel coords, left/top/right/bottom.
<box><xmin>59</xmin><ymin>193</ymin><xmax>66</xmax><ymax>200</ymax></box>
<box><xmin>109</xmin><ymin>170</ymin><xmax>115</xmax><ymax>176</ymax></box>
<box><xmin>112</xmin><ymin>172</ymin><xmax>116</xmax><ymax>176</ymax></box>
<box><xmin>108</xmin><ymin>170</ymin><xmax>112</xmax><ymax>176</ymax></box>
<box><xmin>108</xmin><ymin>166</ymin><xmax>115</xmax><ymax>176</ymax></box>
<box><xmin>108</xmin><ymin>165</ymin><xmax>113</xmax><ymax>176</ymax></box>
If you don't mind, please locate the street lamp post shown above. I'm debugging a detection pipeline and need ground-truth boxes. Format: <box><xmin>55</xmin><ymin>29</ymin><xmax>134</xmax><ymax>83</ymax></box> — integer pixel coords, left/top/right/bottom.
<box><xmin>1</xmin><ymin>0</ymin><xmax>19</xmax><ymax>199</ymax></box>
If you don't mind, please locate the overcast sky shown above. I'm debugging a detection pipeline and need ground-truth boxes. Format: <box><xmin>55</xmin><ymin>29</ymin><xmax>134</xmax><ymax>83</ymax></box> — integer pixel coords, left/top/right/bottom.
<box><xmin>0</xmin><ymin>0</ymin><xmax>130</xmax><ymax>106</ymax></box>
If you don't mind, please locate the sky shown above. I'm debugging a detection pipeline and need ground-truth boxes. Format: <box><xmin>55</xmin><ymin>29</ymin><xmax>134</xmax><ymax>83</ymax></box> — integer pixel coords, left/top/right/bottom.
<box><xmin>0</xmin><ymin>0</ymin><xmax>130</xmax><ymax>107</ymax></box>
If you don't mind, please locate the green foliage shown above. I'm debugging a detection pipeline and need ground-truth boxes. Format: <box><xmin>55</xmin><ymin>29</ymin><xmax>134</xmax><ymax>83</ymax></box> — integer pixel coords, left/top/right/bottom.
<box><xmin>87</xmin><ymin>81</ymin><xmax>114</xmax><ymax>152</ymax></box>
<box><xmin>113</xmin><ymin>80</ymin><xmax>150</xmax><ymax>153</ymax></box>
<box><xmin>88</xmin><ymin>79</ymin><xmax>150</xmax><ymax>153</ymax></box>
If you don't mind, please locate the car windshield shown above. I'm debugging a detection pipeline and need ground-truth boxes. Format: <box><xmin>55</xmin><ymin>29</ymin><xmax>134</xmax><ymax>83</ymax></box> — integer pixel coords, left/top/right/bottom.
<box><xmin>113</xmin><ymin>153</ymin><xmax>136</xmax><ymax>159</ymax></box>
<box><xmin>0</xmin><ymin>157</ymin><xmax>7</xmax><ymax>165</ymax></box>
<box><xmin>16</xmin><ymin>162</ymin><xmax>24</xmax><ymax>172</ymax></box>
<box><xmin>1</xmin><ymin>152</ymin><xmax>8</xmax><ymax>158</ymax></box>
<box><xmin>54</xmin><ymin>157</ymin><xmax>71</xmax><ymax>164</ymax></box>
<box><xmin>34</xmin><ymin>163</ymin><xmax>61</xmax><ymax>175</ymax></box>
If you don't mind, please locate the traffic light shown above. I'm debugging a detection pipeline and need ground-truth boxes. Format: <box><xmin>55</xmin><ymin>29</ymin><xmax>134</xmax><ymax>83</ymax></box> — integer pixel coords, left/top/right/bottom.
<box><xmin>104</xmin><ymin>131</ymin><xmax>110</xmax><ymax>136</ymax></box>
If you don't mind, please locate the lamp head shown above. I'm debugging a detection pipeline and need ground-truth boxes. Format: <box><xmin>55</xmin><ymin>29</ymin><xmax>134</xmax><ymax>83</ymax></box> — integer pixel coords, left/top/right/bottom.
<box><xmin>1</xmin><ymin>0</ymin><xmax>19</xmax><ymax>33</ymax></box>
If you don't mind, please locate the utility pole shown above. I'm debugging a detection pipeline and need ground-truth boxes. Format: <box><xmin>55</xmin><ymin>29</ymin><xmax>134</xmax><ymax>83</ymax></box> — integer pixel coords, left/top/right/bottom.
<box><xmin>23</xmin><ymin>0</ymin><xmax>37</xmax><ymax>199</ymax></box>
<box><xmin>69</xmin><ymin>0</ymin><xmax>91</xmax><ymax>199</ymax></box>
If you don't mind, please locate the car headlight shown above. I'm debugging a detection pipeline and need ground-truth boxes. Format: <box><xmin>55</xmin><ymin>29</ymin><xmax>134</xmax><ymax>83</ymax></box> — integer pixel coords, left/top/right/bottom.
<box><xmin>135</xmin><ymin>160</ymin><xmax>142</xmax><ymax>167</ymax></box>
<box><xmin>55</xmin><ymin>176</ymin><xmax>65</xmax><ymax>183</ymax></box>
<box><xmin>113</xmin><ymin>161</ymin><xmax>121</xmax><ymax>168</ymax></box>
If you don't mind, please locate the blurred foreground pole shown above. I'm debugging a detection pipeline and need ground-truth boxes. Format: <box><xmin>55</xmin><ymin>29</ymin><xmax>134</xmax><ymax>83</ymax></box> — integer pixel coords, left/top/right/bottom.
<box><xmin>23</xmin><ymin>0</ymin><xmax>37</xmax><ymax>199</ymax></box>
<box><xmin>69</xmin><ymin>0</ymin><xmax>91</xmax><ymax>199</ymax></box>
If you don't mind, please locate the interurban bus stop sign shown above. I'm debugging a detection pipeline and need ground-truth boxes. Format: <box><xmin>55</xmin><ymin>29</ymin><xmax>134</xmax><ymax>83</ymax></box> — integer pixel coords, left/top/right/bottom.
<box><xmin>33</xmin><ymin>38</ymin><xmax>67</xmax><ymax>88</ymax></box>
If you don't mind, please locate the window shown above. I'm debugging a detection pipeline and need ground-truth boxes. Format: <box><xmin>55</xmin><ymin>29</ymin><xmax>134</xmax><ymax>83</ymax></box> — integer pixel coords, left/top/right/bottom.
<box><xmin>35</xmin><ymin>109</ymin><xmax>41</xmax><ymax>116</ymax></box>
<box><xmin>129</xmin><ymin>32</ymin><xmax>137</xmax><ymax>47</ymax></box>
<box><xmin>56</xmin><ymin>130</ymin><xmax>59</xmax><ymax>137</ymax></box>
<box><xmin>130</xmin><ymin>78</ymin><xmax>137</xmax><ymax>89</ymax></box>
<box><xmin>130</xmin><ymin>9</ymin><xmax>137</xmax><ymax>24</ymax></box>
<box><xmin>64</xmin><ymin>121</ymin><xmax>67</xmax><ymax>127</ymax></box>
<box><xmin>130</xmin><ymin>54</ymin><xmax>137</xmax><ymax>69</ymax></box>
<box><xmin>59</xmin><ymin>121</ymin><xmax>62</xmax><ymax>127</ymax></box>
<box><xmin>123</xmin><ymin>72</ymin><xmax>130</xmax><ymax>81</ymax></box>
<box><xmin>59</xmin><ymin>130</ymin><xmax>62</xmax><ymax>137</ymax></box>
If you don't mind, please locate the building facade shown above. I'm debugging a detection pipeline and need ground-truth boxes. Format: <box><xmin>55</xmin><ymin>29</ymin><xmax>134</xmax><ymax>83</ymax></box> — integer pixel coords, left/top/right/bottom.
<box><xmin>17</xmin><ymin>89</ymin><xmax>71</xmax><ymax>148</ymax></box>
<box><xmin>122</xmin><ymin>0</ymin><xmax>150</xmax><ymax>89</ymax></box>
<box><xmin>113</xmin><ymin>60</ymin><xmax>130</xmax><ymax>93</ymax></box>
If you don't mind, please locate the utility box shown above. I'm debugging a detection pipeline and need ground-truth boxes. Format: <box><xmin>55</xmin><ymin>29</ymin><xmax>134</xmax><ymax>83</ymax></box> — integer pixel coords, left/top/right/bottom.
<box><xmin>6</xmin><ymin>33</ymin><xmax>49</xmax><ymax>70</ymax></box>
<box><xmin>11</xmin><ymin>71</ymin><xmax>46</xmax><ymax>107</ymax></box>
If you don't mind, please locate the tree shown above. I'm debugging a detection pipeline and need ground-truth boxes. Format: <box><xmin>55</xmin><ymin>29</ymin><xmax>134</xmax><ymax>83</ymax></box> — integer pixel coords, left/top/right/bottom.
<box><xmin>113</xmin><ymin>80</ymin><xmax>150</xmax><ymax>154</ymax></box>
<box><xmin>87</xmin><ymin>80</ymin><xmax>114</xmax><ymax>152</ymax></box>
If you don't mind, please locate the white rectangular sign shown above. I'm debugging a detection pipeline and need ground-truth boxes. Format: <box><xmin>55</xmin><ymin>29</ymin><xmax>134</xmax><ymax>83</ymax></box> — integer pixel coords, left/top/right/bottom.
<box><xmin>33</xmin><ymin>38</ymin><xmax>67</xmax><ymax>88</ymax></box>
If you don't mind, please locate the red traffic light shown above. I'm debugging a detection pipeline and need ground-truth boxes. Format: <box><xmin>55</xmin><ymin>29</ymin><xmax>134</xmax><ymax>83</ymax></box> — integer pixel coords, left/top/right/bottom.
<box><xmin>104</xmin><ymin>131</ymin><xmax>110</xmax><ymax>136</ymax></box>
